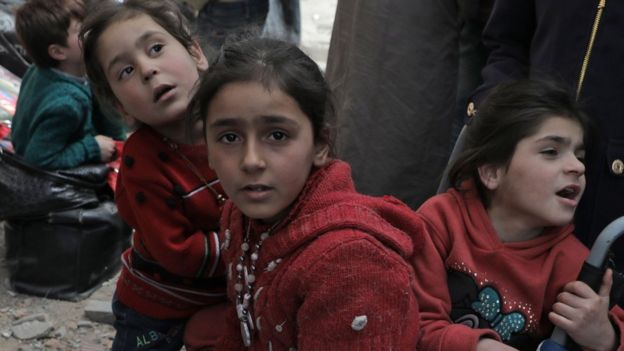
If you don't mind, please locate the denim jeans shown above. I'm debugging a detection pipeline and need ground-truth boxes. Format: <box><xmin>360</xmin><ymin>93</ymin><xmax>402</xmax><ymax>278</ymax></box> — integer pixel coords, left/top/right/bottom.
<box><xmin>111</xmin><ymin>298</ymin><xmax>186</xmax><ymax>351</ymax></box>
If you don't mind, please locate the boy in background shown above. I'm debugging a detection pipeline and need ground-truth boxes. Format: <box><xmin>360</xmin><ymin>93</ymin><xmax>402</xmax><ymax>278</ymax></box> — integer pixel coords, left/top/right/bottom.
<box><xmin>10</xmin><ymin>0</ymin><xmax>124</xmax><ymax>170</ymax></box>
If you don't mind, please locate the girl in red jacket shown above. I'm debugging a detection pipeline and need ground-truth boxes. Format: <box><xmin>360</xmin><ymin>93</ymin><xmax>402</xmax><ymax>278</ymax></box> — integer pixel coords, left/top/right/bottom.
<box><xmin>185</xmin><ymin>37</ymin><xmax>422</xmax><ymax>350</ymax></box>
<box><xmin>80</xmin><ymin>1</ymin><xmax>227</xmax><ymax>349</ymax></box>
<box><xmin>413</xmin><ymin>79</ymin><xmax>624</xmax><ymax>350</ymax></box>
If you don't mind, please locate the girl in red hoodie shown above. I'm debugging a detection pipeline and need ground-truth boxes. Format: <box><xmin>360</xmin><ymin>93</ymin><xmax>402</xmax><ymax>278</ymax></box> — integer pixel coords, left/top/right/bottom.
<box><xmin>413</xmin><ymin>79</ymin><xmax>624</xmax><ymax>351</ymax></box>
<box><xmin>184</xmin><ymin>37</ymin><xmax>423</xmax><ymax>350</ymax></box>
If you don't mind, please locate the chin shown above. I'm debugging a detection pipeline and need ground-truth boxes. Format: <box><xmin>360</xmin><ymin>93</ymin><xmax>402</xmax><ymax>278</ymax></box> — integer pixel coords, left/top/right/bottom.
<box><xmin>547</xmin><ymin>215</ymin><xmax>575</xmax><ymax>228</ymax></box>
<box><xmin>240</xmin><ymin>208</ymin><xmax>280</xmax><ymax>223</ymax></box>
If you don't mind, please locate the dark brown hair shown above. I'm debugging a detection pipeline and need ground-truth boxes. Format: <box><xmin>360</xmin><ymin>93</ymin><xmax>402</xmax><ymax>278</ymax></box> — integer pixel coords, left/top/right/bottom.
<box><xmin>15</xmin><ymin>0</ymin><xmax>85</xmax><ymax>68</ymax></box>
<box><xmin>449</xmin><ymin>79</ymin><xmax>592</xmax><ymax>203</ymax></box>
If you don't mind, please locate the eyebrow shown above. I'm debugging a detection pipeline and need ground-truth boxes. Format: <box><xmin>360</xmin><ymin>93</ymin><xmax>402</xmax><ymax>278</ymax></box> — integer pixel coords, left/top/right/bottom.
<box><xmin>105</xmin><ymin>30</ymin><xmax>162</xmax><ymax>75</ymax></box>
<box><xmin>208</xmin><ymin>115</ymin><xmax>300</xmax><ymax>128</ymax></box>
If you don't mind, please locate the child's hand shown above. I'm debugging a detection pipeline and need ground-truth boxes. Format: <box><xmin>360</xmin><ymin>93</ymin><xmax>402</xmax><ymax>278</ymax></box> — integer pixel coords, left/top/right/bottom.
<box><xmin>549</xmin><ymin>269</ymin><xmax>616</xmax><ymax>351</ymax></box>
<box><xmin>95</xmin><ymin>135</ymin><xmax>117</xmax><ymax>162</ymax></box>
<box><xmin>476</xmin><ymin>338</ymin><xmax>518</xmax><ymax>351</ymax></box>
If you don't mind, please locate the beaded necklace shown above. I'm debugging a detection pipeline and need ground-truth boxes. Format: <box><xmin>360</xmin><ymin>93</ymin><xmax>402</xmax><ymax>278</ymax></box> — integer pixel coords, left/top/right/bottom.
<box><xmin>235</xmin><ymin>219</ymin><xmax>278</xmax><ymax>346</ymax></box>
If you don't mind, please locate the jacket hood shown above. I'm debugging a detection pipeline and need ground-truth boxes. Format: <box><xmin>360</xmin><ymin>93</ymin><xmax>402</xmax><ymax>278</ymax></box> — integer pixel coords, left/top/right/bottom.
<box><xmin>220</xmin><ymin>160</ymin><xmax>423</xmax><ymax>261</ymax></box>
<box><xmin>423</xmin><ymin>180</ymin><xmax>575</xmax><ymax>258</ymax></box>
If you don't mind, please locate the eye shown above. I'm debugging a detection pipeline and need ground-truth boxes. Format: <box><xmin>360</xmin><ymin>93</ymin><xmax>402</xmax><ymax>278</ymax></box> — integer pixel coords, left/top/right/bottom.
<box><xmin>267</xmin><ymin>130</ymin><xmax>288</xmax><ymax>142</ymax></box>
<box><xmin>540</xmin><ymin>148</ymin><xmax>559</xmax><ymax>157</ymax></box>
<box><xmin>217</xmin><ymin>132</ymin><xmax>240</xmax><ymax>144</ymax></box>
<box><xmin>118</xmin><ymin>66</ymin><xmax>134</xmax><ymax>80</ymax></box>
<box><xmin>148</xmin><ymin>43</ymin><xmax>164</xmax><ymax>56</ymax></box>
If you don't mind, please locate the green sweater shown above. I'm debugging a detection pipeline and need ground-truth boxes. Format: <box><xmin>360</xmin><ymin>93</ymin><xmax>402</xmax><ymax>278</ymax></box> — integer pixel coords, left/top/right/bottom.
<box><xmin>11</xmin><ymin>66</ymin><xmax>124</xmax><ymax>170</ymax></box>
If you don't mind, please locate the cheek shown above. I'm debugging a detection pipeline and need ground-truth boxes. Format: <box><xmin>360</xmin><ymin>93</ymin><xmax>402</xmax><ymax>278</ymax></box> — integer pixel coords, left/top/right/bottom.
<box><xmin>206</xmin><ymin>150</ymin><xmax>219</xmax><ymax>171</ymax></box>
<box><xmin>176</xmin><ymin>58</ymin><xmax>201</xmax><ymax>81</ymax></box>
<box><xmin>110</xmin><ymin>82</ymin><xmax>134</xmax><ymax>102</ymax></box>
<box><xmin>206</xmin><ymin>151</ymin><xmax>232</xmax><ymax>178</ymax></box>
<box><xmin>212</xmin><ymin>160</ymin><xmax>238</xmax><ymax>197</ymax></box>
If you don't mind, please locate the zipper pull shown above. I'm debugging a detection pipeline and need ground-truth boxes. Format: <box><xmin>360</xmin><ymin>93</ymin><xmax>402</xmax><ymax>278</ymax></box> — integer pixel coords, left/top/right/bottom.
<box><xmin>599</xmin><ymin>0</ymin><xmax>606</xmax><ymax>9</ymax></box>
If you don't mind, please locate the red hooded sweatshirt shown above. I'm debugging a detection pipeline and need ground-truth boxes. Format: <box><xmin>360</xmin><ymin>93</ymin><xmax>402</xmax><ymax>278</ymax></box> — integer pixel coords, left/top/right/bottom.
<box><xmin>413</xmin><ymin>181</ymin><xmax>624</xmax><ymax>350</ymax></box>
<box><xmin>216</xmin><ymin>160</ymin><xmax>423</xmax><ymax>350</ymax></box>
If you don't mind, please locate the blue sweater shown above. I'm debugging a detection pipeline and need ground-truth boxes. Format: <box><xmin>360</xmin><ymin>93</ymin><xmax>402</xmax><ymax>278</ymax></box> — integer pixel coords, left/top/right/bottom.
<box><xmin>11</xmin><ymin>66</ymin><xmax>123</xmax><ymax>170</ymax></box>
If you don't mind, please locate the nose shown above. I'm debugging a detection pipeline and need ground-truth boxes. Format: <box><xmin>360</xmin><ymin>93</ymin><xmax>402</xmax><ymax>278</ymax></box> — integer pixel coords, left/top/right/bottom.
<box><xmin>240</xmin><ymin>139</ymin><xmax>266</xmax><ymax>173</ymax></box>
<box><xmin>566</xmin><ymin>153</ymin><xmax>586</xmax><ymax>176</ymax></box>
<box><xmin>138</xmin><ymin>58</ymin><xmax>158</xmax><ymax>81</ymax></box>
<box><xmin>143</xmin><ymin>68</ymin><xmax>157</xmax><ymax>81</ymax></box>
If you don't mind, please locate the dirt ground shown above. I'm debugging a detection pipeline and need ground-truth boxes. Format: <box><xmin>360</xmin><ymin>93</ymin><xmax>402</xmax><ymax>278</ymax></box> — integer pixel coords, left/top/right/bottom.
<box><xmin>0</xmin><ymin>222</ymin><xmax>118</xmax><ymax>351</ymax></box>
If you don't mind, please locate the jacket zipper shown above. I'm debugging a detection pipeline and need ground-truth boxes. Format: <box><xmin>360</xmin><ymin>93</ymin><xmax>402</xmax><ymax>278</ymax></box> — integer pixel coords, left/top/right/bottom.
<box><xmin>577</xmin><ymin>0</ymin><xmax>606</xmax><ymax>99</ymax></box>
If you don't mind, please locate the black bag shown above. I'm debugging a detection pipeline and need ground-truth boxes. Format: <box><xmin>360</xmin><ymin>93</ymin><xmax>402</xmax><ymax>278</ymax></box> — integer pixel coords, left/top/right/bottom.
<box><xmin>0</xmin><ymin>147</ymin><xmax>131</xmax><ymax>300</ymax></box>
<box><xmin>0</xmin><ymin>147</ymin><xmax>103</xmax><ymax>220</ymax></box>
<box><xmin>4</xmin><ymin>202</ymin><xmax>130</xmax><ymax>301</ymax></box>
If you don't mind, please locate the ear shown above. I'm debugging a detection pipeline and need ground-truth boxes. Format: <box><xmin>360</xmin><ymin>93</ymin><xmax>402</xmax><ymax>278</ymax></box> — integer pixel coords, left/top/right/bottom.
<box><xmin>478</xmin><ymin>164</ymin><xmax>504</xmax><ymax>191</ymax></box>
<box><xmin>313</xmin><ymin>142</ymin><xmax>330</xmax><ymax>167</ymax></box>
<box><xmin>48</xmin><ymin>43</ymin><xmax>67</xmax><ymax>62</ymax></box>
<box><xmin>189</xmin><ymin>40</ymin><xmax>208</xmax><ymax>71</ymax></box>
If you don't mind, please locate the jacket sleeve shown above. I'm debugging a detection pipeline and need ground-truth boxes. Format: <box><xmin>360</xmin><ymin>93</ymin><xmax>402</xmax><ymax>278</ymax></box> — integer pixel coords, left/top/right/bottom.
<box><xmin>470</xmin><ymin>0</ymin><xmax>535</xmax><ymax>107</ymax></box>
<box><xmin>412</xmin><ymin>214</ymin><xmax>499</xmax><ymax>351</ymax></box>
<box><xmin>20</xmin><ymin>97</ymin><xmax>100</xmax><ymax>170</ymax></box>
<box><xmin>214</xmin><ymin>306</ymin><xmax>246</xmax><ymax>351</ymax></box>
<box><xmin>295</xmin><ymin>232</ymin><xmax>420</xmax><ymax>350</ymax></box>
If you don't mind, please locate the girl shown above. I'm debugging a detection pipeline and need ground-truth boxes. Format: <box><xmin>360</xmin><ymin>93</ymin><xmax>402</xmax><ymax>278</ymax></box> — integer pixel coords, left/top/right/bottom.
<box><xmin>187</xmin><ymin>37</ymin><xmax>422</xmax><ymax>349</ymax></box>
<box><xmin>80</xmin><ymin>1</ymin><xmax>227</xmax><ymax>349</ymax></box>
<box><xmin>413</xmin><ymin>79</ymin><xmax>624</xmax><ymax>350</ymax></box>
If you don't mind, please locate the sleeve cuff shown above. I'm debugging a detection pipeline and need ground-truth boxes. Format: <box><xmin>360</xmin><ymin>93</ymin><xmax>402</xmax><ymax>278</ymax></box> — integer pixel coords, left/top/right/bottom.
<box><xmin>440</xmin><ymin>324</ymin><xmax>501</xmax><ymax>350</ymax></box>
<box><xmin>83</xmin><ymin>136</ymin><xmax>101</xmax><ymax>163</ymax></box>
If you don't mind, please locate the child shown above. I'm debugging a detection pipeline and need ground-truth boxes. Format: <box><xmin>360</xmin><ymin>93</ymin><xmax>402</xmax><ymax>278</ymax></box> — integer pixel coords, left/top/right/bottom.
<box><xmin>80</xmin><ymin>0</ymin><xmax>227</xmax><ymax>349</ymax></box>
<box><xmin>413</xmin><ymin>79</ymin><xmax>624</xmax><ymax>350</ymax></box>
<box><xmin>187</xmin><ymin>37</ymin><xmax>422</xmax><ymax>350</ymax></box>
<box><xmin>10</xmin><ymin>0</ymin><xmax>122</xmax><ymax>170</ymax></box>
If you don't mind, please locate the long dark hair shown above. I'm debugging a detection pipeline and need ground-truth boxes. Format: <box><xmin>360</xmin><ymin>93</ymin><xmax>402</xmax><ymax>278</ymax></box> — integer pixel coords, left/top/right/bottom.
<box><xmin>449</xmin><ymin>79</ymin><xmax>592</xmax><ymax>202</ymax></box>
<box><xmin>189</xmin><ymin>37</ymin><xmax>335</xmax><ymax>148</ymax></box>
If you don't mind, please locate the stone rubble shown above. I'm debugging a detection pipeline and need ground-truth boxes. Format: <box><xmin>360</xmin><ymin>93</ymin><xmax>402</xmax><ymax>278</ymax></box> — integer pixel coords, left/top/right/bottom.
<box><xmin>11</xmin><ymin>313</ymin><xmax>53</xmax><ymax>340</ymax></box>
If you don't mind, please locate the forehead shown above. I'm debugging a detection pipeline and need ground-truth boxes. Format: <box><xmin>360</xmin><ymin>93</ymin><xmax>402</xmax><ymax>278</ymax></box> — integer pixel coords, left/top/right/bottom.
<box><xmin>528</xmin><ymin>116</ymin><xmax>584</xmax><ymax>140</ymax></box>
<box><xmin>206</xmin><ymin>81</ymin><xmax>309</xmax><ymax>126</ymax></box>
<box><xmin>96</xmin><ymin>13</ymin><xmax>169</xmax><ymax>64</ymax></box>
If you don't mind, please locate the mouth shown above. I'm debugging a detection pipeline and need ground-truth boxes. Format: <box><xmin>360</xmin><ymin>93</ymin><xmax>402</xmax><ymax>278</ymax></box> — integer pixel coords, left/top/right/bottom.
<box><xmin>556</xmin><ymin>184</ymin><xmax>581</xmax><ymax>201</ymax></box>
<box><xmin>240</xmin><ymin>184</ymin><xmax>273</xmax><ymax>201</ymax></box>
<box><xmin>153</xmin><ymin>84</ymin><xmax>175</xmax><ymax>102</ymax></box>
<box><xmin>242</xmin><ymin>184</ymin><xmax>272</xmax><ymax>192</ymax></box>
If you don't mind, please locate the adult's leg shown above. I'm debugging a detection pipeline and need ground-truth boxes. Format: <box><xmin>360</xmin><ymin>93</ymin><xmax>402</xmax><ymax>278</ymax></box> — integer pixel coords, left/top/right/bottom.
<box><xmin>326</xmin><ymin>0</ymin><xmax>461</xmax><ymax>208</ymax></box>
